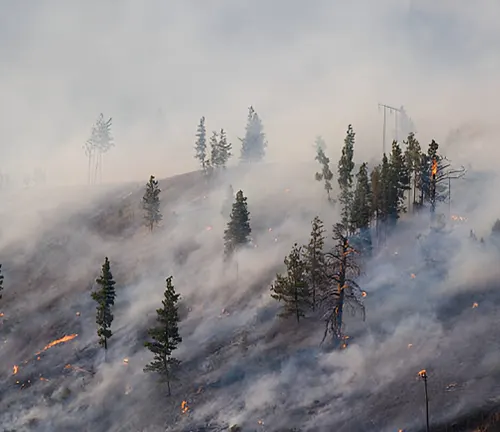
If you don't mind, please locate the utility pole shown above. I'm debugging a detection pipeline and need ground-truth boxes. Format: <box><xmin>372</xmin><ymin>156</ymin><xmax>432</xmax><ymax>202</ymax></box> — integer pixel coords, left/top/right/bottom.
<box><xmin>418</xmin><ymin>369</ymin><xmax>430</xmax><ymax>432</ymax></box>
<box><xmin>378</xmin><ymin>103</ymin><xmax>402</xmax><ymax>155</ymax></box>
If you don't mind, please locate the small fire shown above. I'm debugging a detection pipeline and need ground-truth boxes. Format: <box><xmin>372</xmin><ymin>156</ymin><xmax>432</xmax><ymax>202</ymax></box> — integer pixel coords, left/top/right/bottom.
<box><xmin>431</xmin><ymin>159</ymin><xmax>437</xmax><ymax>176</ymax></box>
<box><xmin>451</xmin><ymin>215</ymin><xmax>467</xmax><ymax>222</ymax></box>
<box><xmin>181</xmin><ymin>400</ymin><xmax>189</xmax><ymax>414</ymax></box>
<box><xmin>418</xmin><ymin>369</ymin><xmax>427</xmax><ymax>378</ymax></box>
<box><xmin>410</xmin><ymin>273</ymin><xmax>416</xmax><ymax>279</ymax></box>
<box><xmin>408</xmin><ymin>344</ymin><xmax>413</xmax><ymax>349</ymax></box>
<box><xmin>258</xmin><ymin>419</ymin><xmax>264</xmax><ymax>425</ymax></box>
<box><xmin>123</xmin><ymin>358</ymin><xmax>129</xmax><ymax>365</ymax></box>
<box><xmin>76</xmin><ymin>312</ymin><xmax>81</xmax><ymax>316</ymax></box>
<box><xmin>472</xmin><ymin>302</ymin><xmax>479</xmax><ymax>308</ymax></box>
<box><xmin>13</xmin><ymin>365</ymin><xmax>18</xmax><ymax>375</ymax></box>
<box><xmin>36</xmin><ymin>334</ymin><xmax>78</xmax><ymax>354</ymax></box>
<box><xmin>0</xmin><ymin>312</ymin><xmax>4</xmax><ymax>317</ymax></box>
<box><xmin>361</xmin><ymin>291</ymin><xmax>367</xmax><ymax>298</ymax></box>
<box><xmin>40</xmin><ymin>377</ymin><xmax>49</xmax><ymax>382</ymax></box>
<box><xmin>37</xmin><ymin>357</ymin><xmax>40</xmax><ymax>360</ymax></box>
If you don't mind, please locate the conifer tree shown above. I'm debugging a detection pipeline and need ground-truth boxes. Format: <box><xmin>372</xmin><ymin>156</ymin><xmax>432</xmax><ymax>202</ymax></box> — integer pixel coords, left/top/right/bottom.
<box><xmin>303</xmin><ymin>217</ymin><xmax>327</xmax><ymax>311</ymax></box>
<box><xmin>379</xmin><ymin>154</ymin><xmax>391</xmax><ymax>224</ymax></box>
<box><xmin>315</xmin><ymin>146</ymin><xmax>334</xmax><ymax>203</ymax></box>
<box><xmin>224</xmin><ymin>190</ymin><xmax>251</xmax><ymax>256</ymax></box>
<box><xmin>314</xmin><ymin>136</ymin><xmax>326</xmax><ymax>152</ymax></box>
<box><xmin>240</xmin><ymin>106</ymin><xmax>267</xmax><ymax>163</ymax></box>
<box><xmin>209</xmin><ymin>131</ymin><xmax>219</xmax><ymax>168</ymax></box>
<box><xmin>338</xmin><ymin>125</ymin><xmax>356</xmax><ymax>231</ymax></box>
<box><xmin>142</xmin><ymin>175</ymin><xmax>162</xmax><ymax>231</ymax></box>
<box><xmin>144</xmin><ymin>276</ymin><xmax>182</xmax><ymax>396</ymax></box>
<box><xmin>322</xmin><ymin>224</ymin><xmax>365</xmax><ymax>348</ymax></box>
<box><xmin>194</xmin><ymin>116</ymin><xmax>207</xmax><ymax>171</ymax></box>
<box><xmin>403</xmin><ymin>133</ymin><xmax>422</xmax><ymax>211</ymax></box>
<box><xmin>211</xmin><ymin>129</ymin><xmax>232</xmax><ymax>169</ymax></box>
<box><xmin>370</xmin><ymin>166</ymin><xmax>382</xmax><ymax>243</ymax></box>
<box><xmin>91</xmin><ymin>257</ymin><xmax>116</xmax><ymax>350</ymax></box>
<box><xmin>389</xmin><ymin>141</ymin><xmax>410</xmax><ymax>219</ymax></box>
<box><xmin>350</xmin><ymin>162</ymin><xmax>372</xmax><ymax>232</ymax></box>
<box><xmin>270</xmin><ymin>243</ymin><xmax>310</xmax><ymax>323</ymax></box>
<box><xmin>0</xmin><ymin>264</ymin><xmax>3</xmax><ymax>300</ymax></box>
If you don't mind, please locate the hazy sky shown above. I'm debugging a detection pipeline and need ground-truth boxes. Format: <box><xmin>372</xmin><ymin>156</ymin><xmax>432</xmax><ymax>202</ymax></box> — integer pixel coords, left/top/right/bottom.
<box><xmin>1</xmin><ymin>0</ymin><xmax>499</xmax><ymax>184</ymax></box>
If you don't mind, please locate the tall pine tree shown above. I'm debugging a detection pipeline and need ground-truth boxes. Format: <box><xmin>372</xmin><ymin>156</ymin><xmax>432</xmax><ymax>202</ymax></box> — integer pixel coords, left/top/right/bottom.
<box><xmin>209</xmin><ymin>131</ymin><xmax>219</xmax><ymax>169</ymax></box>
<box><xmin>0</xmin><ymin>264</ymin><xmax>3</xmax><ymax>300</ymax></box>
<box><xmin>303</xmin><ymin>217</ymin><xmax>327</xmax><ymax>311</ymax></box>
<box><xmin>403</xmin><ymin>132</ymin><xmax>422</xmax><ymax>211</ymax></box>
<box><xmin>338</xmin><ymin>125</ymin><xmax>356</xmax><ymax>231</ymax></box>
<box><xmin>322</xmin><ymin>224</ymin><xmax>365</xmax><ymax>348</ymax></box>
<box><xmin>389</xmin><ymin>140</ymin><xmax>410</xmax><ymax>220</ymax></box>
<box><xmin>239</xmin><ymin>106</ymin><xmax>267</xmax><ymax>163</ymax></box>
<box><xmin>224</xmin><ymin>190</ymin><xmax>251</xmax><ymax>257</ymax></box>
<box><xmin>144</xmin><ymin>276</ymin><xmax>182</xmax><ymax>396</ymax></box>
<box><xmin>91</xmin><ymin>257</ymin><xmax>116</xmax><ymax>350</ymax></box>
<box><xmin>142</xmin><ymin>175</ymin><xmax>162</xmax><ymax>231</ymax></box>
<box><xmin>211</xmin><ymin>129</ymin><xmax>232</xmax><ymax>169</ymax></box>
<box><xmin>270</xmin><ymin>243</ymin><xmax>310</xmax><ymax>323</ymax></box>
<box><xmin>350</xmin><ymin>162</ymin><xmax>372</xmax><ymax>232</ymax></box>
<box><xmin>315</xmin><ymin>146</ymin><xmax>334</xmax><ymax>203</ymax></box>
<box><xmin>194</xmin><ymin>116</ymin><xmax>207</xmax><ymax>171</ymax></box>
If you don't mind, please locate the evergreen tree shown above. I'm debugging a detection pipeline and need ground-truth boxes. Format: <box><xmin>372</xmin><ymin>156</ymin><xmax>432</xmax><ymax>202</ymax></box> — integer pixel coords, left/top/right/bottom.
<box><xmin>91</xmin><ymin>257</ymin><xmax>116</xmax><ymax>350</ymax></box>
<box><xmin>370</xmin><ymin>166</ymin><xmax>382</xmax><ymax>243</ymax></box>
<box><xmin>144</xmin><ymin>276</ymin><xmax>182</xmax><ymax>396</ymax></box>
<box><xmin>224</xmin><ymin>190</ymin><xmax>251</xmax><ymax>256</ymax></box>
<box><xmin>84</xmin><ymin>113</ymin><xmax>113</xmax><ymax>185</ymax></box>
<box><xmin>315</xmin><ymin>146</ymin><xmax>334</xmax><ymax>202</ymax></box>
<box><xmin>379</xmin><ymin>154</ymin><xmax>391</xmax><ymax>223</ymax></box>
<box><xmin>0</xmin><ymin>264</ymin><xmax>3</xmax><ymax>300</ymax></box>
<box><xmin>142</xmin><ymin>175</ymin><xmax>162</xmax><ymax>231</ymax></box>
<box><xmin>239</xmin><ymin>106</ymin><xmax>267</xmax><ymax>163</ymax></box>
<box><xmin>194</xmin><ymin>116</ymin><xmax>207</xmax><ymax>171</ymax></box>
<box><xmin>211</xmin><ymin>129</ymin><xmax>232</xmax><ymax>169</ymax></box>
<box><xmin>388</xmin><ymin>140</ymin><xmax>410</xmax><ymax>219</ymax></box>
<box><xmin>403</xmin><ymin>133</ymin><xmax>422</xmax><ymax>210</ymax></box>
<box><xmin>322</xmin><ymin>224</ymin><xmax>365</xmax><ymax>347</ymax></box>
<box><xmin>314</xmin><ymin>136</ymin><xmax>327</xmax><ymax>152</ymax></box>
<box><xmin>350</xmin><ymin>162</ymin><xmax>372</xmax><ymax>232</ymax></box>
<box><xmin>209</xmin><ymin>131</ymin><xmax>219</xmax><ymax>168</ymax></box>
<box><xmin>303</xmin><ymin>217</ymin><xmax>327</xmax><ymax>311</ymax></box>
<box><xmin>270</xmin><ymin>243</ymin><xmax>310</xmax><ymax>323</ymax></box>
<box><xmin>338</xmin><ymin>125</ymin><xmax>356</xmax><ymax>231</ymax></box>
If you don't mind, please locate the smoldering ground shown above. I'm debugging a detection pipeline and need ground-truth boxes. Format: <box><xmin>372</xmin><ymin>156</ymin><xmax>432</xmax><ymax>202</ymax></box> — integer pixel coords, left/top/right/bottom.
<box><xmin>1</xmin><ymin>160</ymin><xmax>500</xmax><ymax>432</ymax></box>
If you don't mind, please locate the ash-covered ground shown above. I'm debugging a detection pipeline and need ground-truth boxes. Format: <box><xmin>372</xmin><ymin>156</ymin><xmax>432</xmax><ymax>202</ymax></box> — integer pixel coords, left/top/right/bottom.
<box><xmin>1</xmin><ymin>164</ymin><xmax>500</xmax><ymax>432</ymax></box>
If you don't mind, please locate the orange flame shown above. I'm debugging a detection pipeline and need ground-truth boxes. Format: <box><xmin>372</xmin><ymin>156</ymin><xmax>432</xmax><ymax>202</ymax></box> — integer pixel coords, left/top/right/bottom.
<box><xmin>181</xmin><ymin>400</ymin><xmax>189</xmax><ymax>414</ymax></box>
<box><xmin>40</xmin><ymin>377</ymin><xmax>49</xmax><ymax>382</ymax></box>
<box><xmin>472</xmin><ymin>302</ymin><xmax>479</xmax><ymax>308</ymax></box>
<box><xmin>36</xmin><ymin>334</ymin><xmax>78</xmax><ymax>354</ymax></box>
<box><xmin>410</xmin><ymin>273</ymin><xmax>416</xmax><ymax>279</ymax></box>
<box><xmin>123</xmin><ymin>358</ymin><xmax>129</xmax><ymax>365</ymax></box>
<box><xmin>361</xmin><ymin>291</ymin><xmax>367</xmax><ymax>298</ymax></box>
<box><xmin>0</xmin><ymin>312</ymin><xmax>4</xmax><ymax>317</ymax></box>
<box><xmin>418</xmin><ymin>369</ymin><xmax>427</xmax><ymax>378</ymax></box>
<box><xmin>13</xmin><ymin>365</ymin><xmax>19</xmax><ymax>375</ymax></box>
<box><xmin>431</xmin><ymin>159</ymin><xmax>437</xmax><ymax>176</ymax></box>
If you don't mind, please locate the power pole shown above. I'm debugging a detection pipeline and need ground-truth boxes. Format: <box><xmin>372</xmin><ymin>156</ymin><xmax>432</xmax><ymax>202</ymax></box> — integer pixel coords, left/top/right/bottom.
<box><xmin>378</xmin><ymin>103</ymin><xmax>402</xmax><ymax>155</ymax></box>
<box><xmin>418</xmin><ymin>369</ymin><xmax>430</xmax><ymax>432</ymax></box>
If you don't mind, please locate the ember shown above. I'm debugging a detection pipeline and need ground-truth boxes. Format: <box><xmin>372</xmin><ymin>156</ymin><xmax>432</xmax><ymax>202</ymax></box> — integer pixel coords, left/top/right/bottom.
<box><xmin>181</xmin><ymin>400</ymin><xmax>189</xmax><ymax>414</ymax></box>
<box><xmin>13</xmin><ymin>365</ymin><xmax>18</xmax><ymax>375</ymax></box>
<box><xmin>472</xmin><ymin>302</ymin><xmax>479</xmax><ymax>308</ymax></box>
<box><xmin>410</xmin><ymin>273</ymin><xmax>416</xmax><ymax>279</ymax></box>
<box><xmin>431</xmin><ymin>159</ymin><xmax>437</xmax><ymax>176</ymax></box>
<box><xmin>361</xmin><ymin>291</ymin><xmax>367</xmax><ymax>298</ymax></box>
<box><xmin>123</xmin><ymin>358</ymin><xmax>129</xmax><ymax>365</ymax></box>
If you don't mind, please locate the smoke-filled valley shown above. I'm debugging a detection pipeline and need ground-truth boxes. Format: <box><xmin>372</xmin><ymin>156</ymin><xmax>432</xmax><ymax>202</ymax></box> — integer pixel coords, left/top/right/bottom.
<box><xmin>2</xmin><ymin>1</ymin><xmax>500</xmax><ymax>431</ymax></box>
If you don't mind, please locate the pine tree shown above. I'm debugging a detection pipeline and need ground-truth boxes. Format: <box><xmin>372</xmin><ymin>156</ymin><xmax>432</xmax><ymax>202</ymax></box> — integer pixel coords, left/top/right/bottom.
<box><xmin>350</xmin><ymin>162</ymin><xmax>372</xmax><ymax>232</ymax></box>
<box><xmin>388</xmin><ymin>140</ymin><xmax>410</xmax><ymax>220</ymax></box>
<box><xmin>379</xmin><ymin>154</ymin><xmax>391</xmax><ymax>224</ymax></box>
<box><xmin>315</xmin><ymin>146</ymin><xmax>334</xmax><ymax>203</ymax></box>
<box><xmin>91</xmin><ymin>257</ymin><xmax>116</xmax><ymax>350</ymax></box>
<box><xmin>240</xmin><ymin>106</ymin><xmax>267</xmax><ymax>163</ymax></box>
<box><xmin>314</xmin><ymin>136</ymin><xmax>326</xmax><ymax>152</ymax></box>
<box><xmin>0</xmin><ymin>264</ymin><xmax>3</xmax><ymax>300</ymax></box>
<box><xmin>270</xmin><ymin>243</ymin><xmax>310</xmax><ymax>323</ymax></box>
<box><xmin>403</xmin><ymin>133</ymin><xmax>422</xmax><ymax>211</ymax></box>
<box><xmin>142</xmin><ymin>175</ymin><xmax>162</xmax><ymax>231</ymax></box>
<box><xmin>209</xmin><ymin>131</ymin><xmax>220</xmax><ymax>168</ymax></box>
<box><xmin>370</xmin><ymin>166</ymin><xmax>382</xmax><ymax>244</ymax></box>
<box><xmin>144</xmin><ymin>276</ymin><xmax>182</xmax><ymax>396</ymax></box>
<box><xmin>84</xmin><ymin>114</ymin><xmax>113</xmax><ymax>185</ymax></box>
<box><xmin>224</xmin><ymin>190</ymin><xmax>251</xmax><ymax>257</ymax></box>
<box><xmin>322</xmin><ymin>224</ymin><xmax>365</xmax><ymax>348</ymax></box>
<box><xmin>303</xmin><ymin>217</ymin><xmax>327</xmax><ymax>311</ymax></box>
<box><xmin>194</xmin><ymin>116</ymin><xmax>207</xmax><ymax>171</ymax></box>
<box><xmin>338</xmin><ymin>125</ymin><xmax>356</xmax><ymax>231</ymax></box>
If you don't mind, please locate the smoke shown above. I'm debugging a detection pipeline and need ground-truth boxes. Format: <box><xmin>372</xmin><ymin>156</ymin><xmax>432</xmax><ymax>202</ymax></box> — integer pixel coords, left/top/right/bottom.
<box><xmin>1</xmin><ymin>1</ymin><xmax>500</xmax><ymax>431</ymax></box>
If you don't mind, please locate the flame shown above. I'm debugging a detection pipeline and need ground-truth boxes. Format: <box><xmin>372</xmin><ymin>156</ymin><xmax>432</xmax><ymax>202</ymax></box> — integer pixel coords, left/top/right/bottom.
<box><xmin>258</xmin><ymin>419</ymin><xmax>264</xmax><ymax>425</ymax></box>
<box><xmin>181</xmin><ymin>400</ymin><xmax>189</xmax><ymax>414</ymax></box>
<box><xmin>13</xmin><ymin>365</ymin><xmax>18</xmax><ymax>375</ymax></box>
<box><xmin>361</xmin><ymin>291</ymin><xmax>367</xmax><ymax>298</ymax></box>
<box><xmin>36</xmin><ymin>334</ymin><xmax>78</xmax><ymax>354</ymax></box>
<box><xmin>76</xmin><ymin>312</ymin><xmax>81</xmax><ymax>316</ymax></box>
<box><xmin>451</xmin><ymin>215</ymin><xmax>467</xmax><ymax>221</ymax></box>
<box><xmin>431</xmin><ymin>159</ymin><xmax>437</xmax><ymax>176</ymax></box>
<box><xmin>408</xmin><ymin>343</ymin><xmax>413</xmax><ymax>349</ymax></box>
<box><xmin>410</xmin><ymin>273</ymin><xmax>416</xmax><ymax>279</ymax></box>
<box><xmin>0</xmin><ymin>312</ymin><xmax>4</xmax><ymax>317</ymax></box>
<box><xmin>418</xmin><ymin>369</ymin><xmax>427</xmax><ymax>378</ymax></box>
<box><xmin>123</xmin><ymin>358</ymin><xmax>129</xmax><ymax>365</ymax></box>
<box><xmin>40</xmin><ymin>377</ymin><xmax>49</xmax><ymax>382</ymax></box>
<box><xmin>472</xmin><ymin>302</ymin><xmax>479</xmax><ymax>308</ymax></box>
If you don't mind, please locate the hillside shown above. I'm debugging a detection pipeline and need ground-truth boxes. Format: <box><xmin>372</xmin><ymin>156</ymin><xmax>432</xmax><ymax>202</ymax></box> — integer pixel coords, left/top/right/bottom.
<box><xmin>1</xmin><ymin>164</ymin><xmax>500</xmax><ymax>432</ymax></box>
